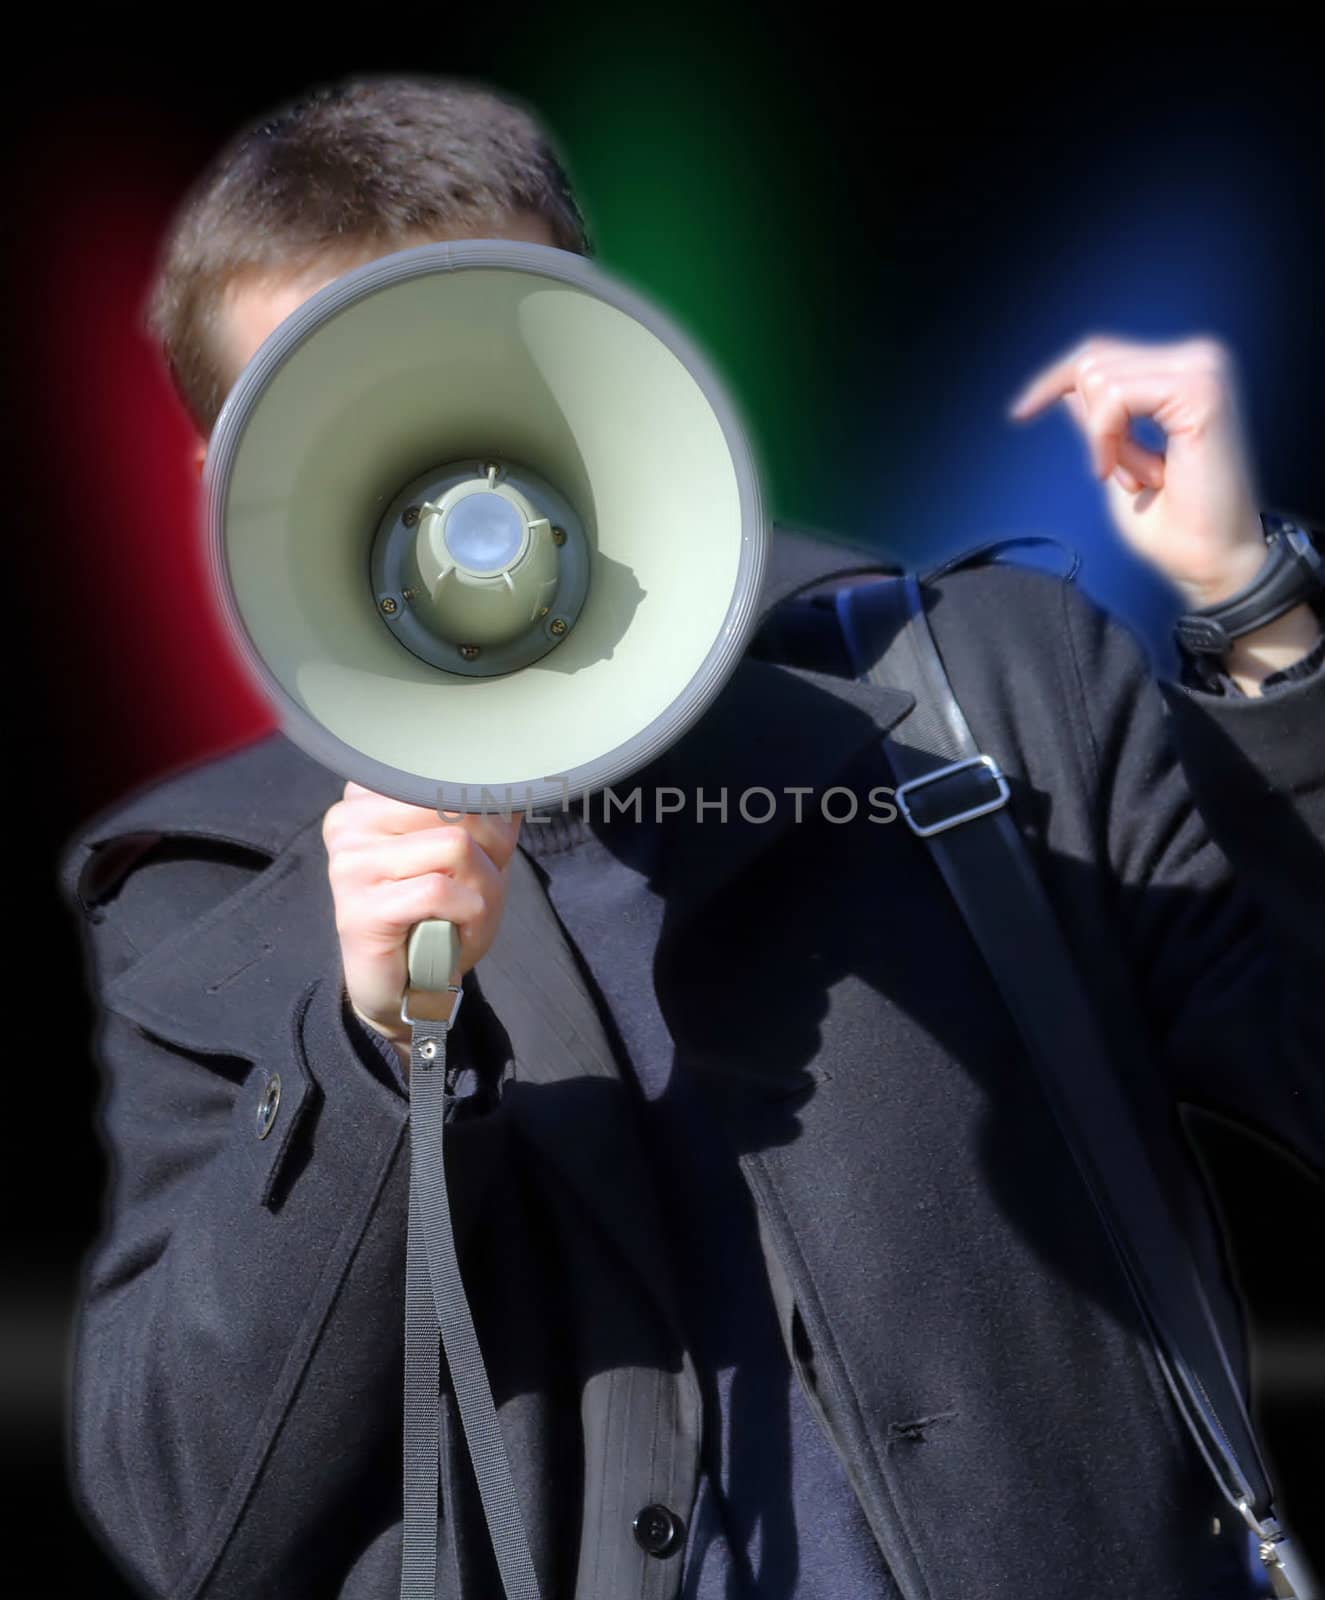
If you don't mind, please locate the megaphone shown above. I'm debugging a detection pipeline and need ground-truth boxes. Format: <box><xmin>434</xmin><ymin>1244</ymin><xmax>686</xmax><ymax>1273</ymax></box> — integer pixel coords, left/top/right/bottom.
<box><xmin>203</xmin><ymin>236</ymin><xmax>771</xmax><ymax>1593</ymax></box>
<box><xmin>203</xmin><ymin>238</ymin><xmax>768</xmax><ymax>1003</ymax></box>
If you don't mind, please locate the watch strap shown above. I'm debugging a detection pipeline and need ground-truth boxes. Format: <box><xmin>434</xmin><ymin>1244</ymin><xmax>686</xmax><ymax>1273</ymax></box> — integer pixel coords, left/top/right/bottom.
<box><xmin>1175</xmin><ymin>516</ymin><xmax>1325</xmax><ymax>657</ymax></box>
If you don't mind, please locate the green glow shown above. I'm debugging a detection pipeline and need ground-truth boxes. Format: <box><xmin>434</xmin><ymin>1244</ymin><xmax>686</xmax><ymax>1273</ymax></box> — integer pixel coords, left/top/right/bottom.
<box><xmin>501</xmin><ymin>19</ymin><xmax>899</xmax><ymax>552</ymax></box>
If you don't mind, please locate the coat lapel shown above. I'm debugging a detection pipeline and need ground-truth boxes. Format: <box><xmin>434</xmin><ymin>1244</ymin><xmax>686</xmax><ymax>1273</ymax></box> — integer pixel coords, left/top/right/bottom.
<box><xmin>477</xmin><ymin>848</ymin><xmax>690</xmax><ymax>1341</ymax></box>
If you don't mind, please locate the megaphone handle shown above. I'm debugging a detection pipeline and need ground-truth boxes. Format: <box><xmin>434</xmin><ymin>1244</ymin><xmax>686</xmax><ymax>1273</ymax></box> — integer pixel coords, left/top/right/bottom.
<box><xmin>405</xmin><ymin>919</ymin><xmax>463</xmax><ymax>1013</ymax></box>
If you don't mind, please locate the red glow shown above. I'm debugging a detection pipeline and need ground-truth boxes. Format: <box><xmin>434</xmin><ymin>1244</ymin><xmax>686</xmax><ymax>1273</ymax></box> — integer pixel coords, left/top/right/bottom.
<box><xmin>18</xmin><ymin>99</ymin><xmax>275</xmax><ymax>817</ymax></box>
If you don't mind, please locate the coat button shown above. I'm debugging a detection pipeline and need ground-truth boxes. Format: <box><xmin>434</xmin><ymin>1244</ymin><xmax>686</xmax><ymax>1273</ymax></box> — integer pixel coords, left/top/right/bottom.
<box><xmin>256</xmin><ymin>1074</ymin><xmax>281</xmax><ymax>1139</ymax></box>
<box><xmin>632</xmin><ymin>1503</ymin><xmax>683</xmax><ymax>1558</ymax></box>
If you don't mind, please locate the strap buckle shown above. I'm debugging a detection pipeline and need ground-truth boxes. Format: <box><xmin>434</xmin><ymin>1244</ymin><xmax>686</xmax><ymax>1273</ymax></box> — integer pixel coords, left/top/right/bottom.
<box><xmin>1237</xmin><ymin>1498</ymin><xmax>1292</xmax><ymax>1563</ymax></box>
<box><xmin>400</xmin><ymin>983</ymin><xmax>464</xmax><ymax>1030</ymax></box>
<box><xmin>894</xmin><ymin>754</ymin><xmax>1011</xmax><ymax>837</ymax></box>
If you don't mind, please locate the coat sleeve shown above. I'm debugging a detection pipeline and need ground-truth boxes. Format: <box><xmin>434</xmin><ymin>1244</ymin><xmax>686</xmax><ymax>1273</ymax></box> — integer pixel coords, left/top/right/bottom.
<box><xmin>57</xmin><ymin>828</ymin><xmax>426</xmax><ymax>1600</ymax></box>
<box><xmin>1058</xmin><ymin>579</ymin><xmax>1325</xmax><ymax>1174</ymax></box>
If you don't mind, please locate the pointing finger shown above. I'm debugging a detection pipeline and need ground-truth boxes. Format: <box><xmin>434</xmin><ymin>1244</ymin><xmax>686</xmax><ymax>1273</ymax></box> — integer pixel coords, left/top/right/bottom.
<box><xmin>1005</xmin><ymin>336</ymin><xmax>1132</xmax><ymax>420</ymax></box>
<box><xmin>1007</xmin><ymin>349</ymin><xmax>1086</xmax><ymax>421</ymax></box>
<box><xmin>1006</xmin><ymin>335</ymin><xmax>1147</xmax><ymax>422</ymax></box>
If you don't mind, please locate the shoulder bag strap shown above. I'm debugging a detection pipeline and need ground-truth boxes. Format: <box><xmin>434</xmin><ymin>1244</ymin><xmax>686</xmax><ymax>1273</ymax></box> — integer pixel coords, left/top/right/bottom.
<box><xmin>835</xmin><ymin>570</ymin><xmax>1317</xmax><ymax>1600</ymax></box>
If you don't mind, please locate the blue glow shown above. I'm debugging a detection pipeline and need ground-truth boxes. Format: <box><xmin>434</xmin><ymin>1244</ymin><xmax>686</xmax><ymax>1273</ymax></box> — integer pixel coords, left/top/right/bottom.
<box><xmin>859</xmin><ymin>122</ymin><xmax>1304</xmax><ymax>679</ymax></box>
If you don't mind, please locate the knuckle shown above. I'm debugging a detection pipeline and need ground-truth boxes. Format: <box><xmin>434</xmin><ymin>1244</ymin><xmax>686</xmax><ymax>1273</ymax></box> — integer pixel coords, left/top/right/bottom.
<box><xmin>326</xmin><ymin>850</ymin><xmax>357</xmax><ymax>888</ymax></box>
<box><xmin>1178</xmin><ymin>337</ymin><xmax>1226</xmax><ymax>378</ymax></box>
<box><xmin>434</xmin><ymin>824</ymin><xmax>473</xmax><ymax>864</ymax></box>
<box><xmin>1189</xmin><ymin>335</ymin><xmax>1226</xmax><ymax>367</ymax></box>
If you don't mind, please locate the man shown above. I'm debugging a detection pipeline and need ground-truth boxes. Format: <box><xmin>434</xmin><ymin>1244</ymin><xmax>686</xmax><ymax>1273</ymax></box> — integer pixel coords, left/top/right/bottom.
<box><xmin>57</xmin><ymin>71</ymin><xmax>1325</xmax><ymax>1600</ymax></box>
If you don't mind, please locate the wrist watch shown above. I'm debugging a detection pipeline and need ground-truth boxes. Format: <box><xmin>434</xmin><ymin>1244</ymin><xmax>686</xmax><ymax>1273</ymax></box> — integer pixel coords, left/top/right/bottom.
<box><xmin>1175</xmin><ymin>514</ymin><xmax>1325</xmax><ymax>657</ymax></box>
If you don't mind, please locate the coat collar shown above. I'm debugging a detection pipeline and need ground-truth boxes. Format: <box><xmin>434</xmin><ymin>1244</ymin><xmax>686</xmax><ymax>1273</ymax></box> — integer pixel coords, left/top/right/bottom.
<box><xmin>655</xmin><ymin>524</ymin><xmax>914</xmax><ymax>934</ymax></box>
<box><xmin>649</xmin><ymin>654</ymin><xmax>914</xmax><ymax>948</ymax></box>
<box><xmin>546</xmin><ymin>523</ymin><xmax>916</xmax><ymax>949</ymax></box>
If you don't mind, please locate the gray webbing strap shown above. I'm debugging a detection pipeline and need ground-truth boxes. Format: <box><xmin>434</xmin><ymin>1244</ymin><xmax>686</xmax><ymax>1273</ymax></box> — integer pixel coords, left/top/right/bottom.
<box><xmin>837</xmin><ymin>571</ymin><xmax>1318</xmax><ymax>1600</ymax></box>
<box><xmin>399</xmin><ymin>1005</ymin><xmax>542</xmax><ymax>1600</ymax></box>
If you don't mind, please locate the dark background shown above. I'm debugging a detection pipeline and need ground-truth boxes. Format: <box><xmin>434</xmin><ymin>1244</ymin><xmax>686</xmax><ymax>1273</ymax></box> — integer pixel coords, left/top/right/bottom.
<box><xmin>4</xmin><ymin>7</ymin><xmax>1322</xmax><ymax>1590</ymax></box>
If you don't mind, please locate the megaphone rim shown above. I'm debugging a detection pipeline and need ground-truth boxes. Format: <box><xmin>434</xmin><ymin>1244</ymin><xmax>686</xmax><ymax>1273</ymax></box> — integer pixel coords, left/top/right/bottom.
<box><xmin>202</xmin><ymin>236</ymin><xmax>769</xmax><ymax>812</ymax></box>
<box><xmin>204</xmin><ymin>236</ymin><xmax>764</xmax><ymax>500</ymax></box>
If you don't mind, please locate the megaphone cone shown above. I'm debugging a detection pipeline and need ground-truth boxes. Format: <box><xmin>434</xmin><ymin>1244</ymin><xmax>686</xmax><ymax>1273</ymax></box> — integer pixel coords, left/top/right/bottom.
<box><xmin>203</xmin><ymin>238</ymin><xmax>768</xmax><ymax>995</ymax></box>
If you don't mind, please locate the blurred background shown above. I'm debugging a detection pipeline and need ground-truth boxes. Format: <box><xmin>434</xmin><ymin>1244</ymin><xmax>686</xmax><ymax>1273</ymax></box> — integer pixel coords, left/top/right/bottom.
<box><xmin>4</xmin><ymin>6</ymin><xmax>1321</xmax><ymax>1590</ymax></box>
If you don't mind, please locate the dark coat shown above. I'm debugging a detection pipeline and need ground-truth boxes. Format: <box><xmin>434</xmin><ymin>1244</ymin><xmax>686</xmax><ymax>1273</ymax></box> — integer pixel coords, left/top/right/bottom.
<box><xmin>57</xmin><ymin>527</ymin><xmax>1325</xmax><ymax>1600</ymax></box>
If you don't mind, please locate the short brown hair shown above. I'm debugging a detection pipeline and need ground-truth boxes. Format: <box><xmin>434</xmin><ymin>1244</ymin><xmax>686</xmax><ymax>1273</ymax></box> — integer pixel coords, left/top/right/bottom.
<box><xmin>144</xmin><ymin>73</ymin><xmax>593</xmax><ymax>436</ymax></box>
